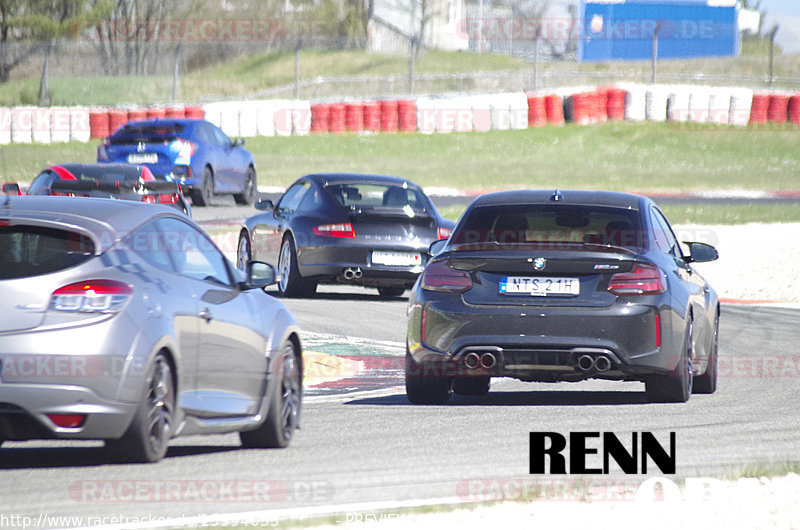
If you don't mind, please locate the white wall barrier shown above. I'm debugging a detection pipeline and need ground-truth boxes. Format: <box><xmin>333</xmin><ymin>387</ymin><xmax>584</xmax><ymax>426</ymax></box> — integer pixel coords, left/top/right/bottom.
<box><xmin>69</xmin><ymin>107</ymin><xmax>91</xmax><ymax>143</ymax></box>
<box><xmin>489</xmin><ymin>94</ymin><xmax>512</xmax><ymax>131</ymax></box>
<box><xmin>619</xmin><ymin>83</ymin><xmax>648</xmax><ymax>121</ymax></box>
<box><xmin>291</xmin><ymin>100</ymin><xmax>311</xmax><ymax>136</ymax></box>
<box><xmin>467</xmin><ymin>95</ymin><xmax>492</xmax><ymax>133</ymax></box>
<box><xmin>667</xmin><ymin>86</ymin><xmax>692</xmax><ymax>122</ymax></box>
<box><xmin>645</xmin><ymin>86</ymin><xmax>669</xmax><ymax>122</ymax></box>
<box><xmin>415</xmin><ymin>97</ymin><xmax>436</xmax><ymax>134</ymax></box>
<box><xmin>238</xmin><ymin>101</ymin><xmax>259</xmax><ymax>137</ymax></box>
<box><xmin>201</xmin><ymin>102</ymin><xmax>224</xmax><ymax>129</ymax></box>
<box><xmin>0</xmin><ymin>107</ymin><xmax>11</xmax><ymax>145</ymax></box>
<box><xmin>708</xmin><ymin>88</ymin><xmax>734</xmax><ymax>125</ymax></box>
<box><xmin>272</xmin><ymin>100</ymin><xmax>294</xmax><ymax>136</ymax></box>
<box><xmin>256</xmin><ymin>101</ymin><xmax>276</xmax><ymax>137</ymax></box>
<box><xmin>729</xmin><ymin>88</ymin><xmax>754</xmax><ymax>126</ymax></box>
<box><xmin>688</xmin><ymin>87</ymin><xmax>711</xmax><ymax>123</ymax></box>
<box><xmin>507</xmin><ymin>92</ymin><xmax>529</xmax><ymax>130</ymax></box>
<box><xmin>10</xmin><ymin>107</ymin><xmax>34</xmax><ymax>143</ymax></box>
<box><xmin>49</xmin><ymin>107</ymin><xmax>70</xmax><ymax>143</ymax></box>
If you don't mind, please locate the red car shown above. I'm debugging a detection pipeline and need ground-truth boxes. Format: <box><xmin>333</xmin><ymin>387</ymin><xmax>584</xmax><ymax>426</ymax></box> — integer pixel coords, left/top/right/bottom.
<box><xmin>25</xmin><ymin>163</ymin><xmax>191</xmax><ymax>217</ymax></box>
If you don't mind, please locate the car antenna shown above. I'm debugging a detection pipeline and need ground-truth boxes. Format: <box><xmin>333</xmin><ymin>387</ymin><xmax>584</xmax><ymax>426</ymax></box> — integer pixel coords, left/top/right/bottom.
<box><xmin>550</xmin><ymin>189</ymin><xmax>563</xmax><ymax>202</ymax></box>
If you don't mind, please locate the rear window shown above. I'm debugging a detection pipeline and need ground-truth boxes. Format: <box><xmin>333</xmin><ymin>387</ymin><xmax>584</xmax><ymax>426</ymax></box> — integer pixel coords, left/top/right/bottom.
<box><xmin>108</xmin><ymin>124</ymin><xmax>186</xmax><ymax>144</ymax></box>
<box><xmin>324</xmin><ymin>183</ymin><xmax>427</xmax><ymax>210</ymax></box>
<box><xmin>65</xmin><ymin>166</ymin><xmax>142</xmax><ymax>184</ymax></box>
<box><xmin>451</xmin><ymin>204</ymin><xmax>643</xmax><ymax>249</ymax></box>
<box><xmin>0</xmin><ymin>226</ymin><xmax>95</xmax><ymax>280</ymax></box>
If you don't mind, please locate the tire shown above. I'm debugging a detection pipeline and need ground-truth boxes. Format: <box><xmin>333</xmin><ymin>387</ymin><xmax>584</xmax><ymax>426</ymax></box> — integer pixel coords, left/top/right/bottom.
<box><xmin>645</xmin><ymin>319</ymin><xmax>694</xmax><ymax>403</ymax></box>
<box><xmin>693</xmin><ymin>312</ymin><xmax>719</xmax><ymax>394</ymax></box>
<box><xmin>106</xmin><ymin>353</ymin><xmax>175</xmax><ymax>463</ymax></box>
<box><xmin>405</xmin><ymin>353</ymin><xmax>452</xmax><ymax>404</ymax></box>
<box><xmin>233</xmin><ymin>166</ymin><xmax>257</xmax><ymax>205</ymax></box>
<box><xmin>240</xmin><ymin>340</ymin><xmax>301</xmax><ymax>449</ymax></box>
<box><xmin>452</xmin><ymin>376</ymin><xmax>490</xmax><ymax>396</ymax></box>
<box><xmin>277</xmin><ymin>236</ymin><xmax>316</xmax><ymax>298</ymax></box>
<box><xmin>236</xmin><ymin>231</ymin><xmax>252</xmax><ymax>272</ymax></box>
<box><xmin>190</xmin><ymin>167</ymin><xmax>214</xmax><ymax>207</ymax></box>
<box><xmin>377</xmin><ymin>286</ymin><xmax>405</xmax><ymax>298</ymax></box>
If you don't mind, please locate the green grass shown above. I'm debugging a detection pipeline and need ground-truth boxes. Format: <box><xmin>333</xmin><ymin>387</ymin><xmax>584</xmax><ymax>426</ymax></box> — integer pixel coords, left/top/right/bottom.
<box><xmin>2</xmin><ymin>122</ymin><xmax>799</xmax><ymax>225</ymax></box>
<box><xmin>725</xmin><ymin>462</ymin><xmax>800</xmax><ymax>480</ymax></box>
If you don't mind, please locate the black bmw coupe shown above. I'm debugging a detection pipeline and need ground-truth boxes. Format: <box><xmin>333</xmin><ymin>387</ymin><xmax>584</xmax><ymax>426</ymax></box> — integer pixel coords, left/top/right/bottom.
<box><xmin>406</xmin><ymin>190</ymin><xmax>720</xmax><ymax>404</ymax></box>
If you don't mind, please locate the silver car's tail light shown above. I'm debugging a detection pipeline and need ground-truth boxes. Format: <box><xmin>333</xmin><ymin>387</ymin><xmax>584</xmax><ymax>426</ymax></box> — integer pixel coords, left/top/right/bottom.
<box><xmin>313</xmin><ymin>223</ymin><xmax>356</xmax><ymax>238</ymax></box>
<box><xmin>608</xmin><ymin>264</ymin><xmax>666</xmax><ymax>295</ymax></box>
<box><xmin>420</xmin><ymin>261</ymin><xmax>472</xmax><ymax>293</ymax></box>
<box><xmin>51</xmin><ymin>280</ymin><xmax>133</xmax><ymax>313</ymax></box>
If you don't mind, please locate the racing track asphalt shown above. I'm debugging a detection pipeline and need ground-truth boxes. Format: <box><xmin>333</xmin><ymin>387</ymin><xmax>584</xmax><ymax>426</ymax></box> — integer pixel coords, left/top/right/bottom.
<box><xmin>1</xmin><ymin>284</ymin><xmax>798</xmax><ymax>528</ymax></box>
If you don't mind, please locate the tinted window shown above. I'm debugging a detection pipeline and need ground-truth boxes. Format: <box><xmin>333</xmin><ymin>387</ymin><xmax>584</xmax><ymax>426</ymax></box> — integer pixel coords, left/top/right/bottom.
<box><xmin>650</xmin><ymin>208</ymin><xmax>682</xmax><ymax>257</ymax></box>
<box><xmin>156</xmin><ymin>218</ymin><xmax>232</xmax><ymax>287</ymax></box>
<box><xmin>278</xmin><ymin>183</ymin><xmax>310</xmax><ymax>213</ymax></box>
<box><xmin>64</xmin><ymin>166</ymin><xmax>142</xmax><ymax>184</ymax></box>
<box><xmin>108</xmin><ymin>124</ymin><xmax>186</xmax><ymax>144</ymax></box>
<box><xmin>451</xmin><ymin>204</ymin><xmax>643</xmax><ymax>249</ymax></box>
<box><xmin>0</xmin><ymin>226</ymin><xmax>94</xmax><ymax>279</ymax></box>
<box><xmin>210</xmin><ymin>124</ymin><xmax>231</xmax><ymax>146</ymax></box>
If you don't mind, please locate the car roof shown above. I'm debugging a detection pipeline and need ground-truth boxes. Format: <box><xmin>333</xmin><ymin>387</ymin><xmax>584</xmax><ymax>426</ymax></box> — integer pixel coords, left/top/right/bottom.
<box><xmin>468</xmin><ymin>190</ymin><xmax>648</xmax><ymax>210</ymax></box>
<box><xmin>0</xmin><ymin>196</ymin><xmax>180</xmax><ymax>251</ymax></box>
<box><xmin>303</xmin><ymin>173</ymin><xmax>422</xmax><ymax>189</ymax></box>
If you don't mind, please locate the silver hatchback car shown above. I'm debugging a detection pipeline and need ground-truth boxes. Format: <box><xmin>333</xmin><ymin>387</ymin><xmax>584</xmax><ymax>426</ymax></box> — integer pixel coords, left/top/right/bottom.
<box><xmin>0</xmin><ymin>196</ymin><xmax>302</xmax><ymax>462</ymax></box>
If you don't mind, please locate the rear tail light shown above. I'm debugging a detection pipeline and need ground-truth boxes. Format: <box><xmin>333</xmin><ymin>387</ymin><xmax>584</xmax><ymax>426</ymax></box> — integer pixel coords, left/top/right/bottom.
<box><xmin>51</xmin><ymin>280</ymin><xmax>133</xmax><ymax>313</ymax></box>
<box><xmin>608</xmin><ymin>264</ymin><xmax>666</xmax><ymax>296</ymax></box>
<box><xmin>655</xmin><ymin>313</ymin><xmax>661</xmax><ymax>348</ymax></box>
<box><xmin>437</xmin><ymin>226</ymin><xmax>452</xmax><ymax>240</ymax></box>
<box><xmin>47</xmin><ymin>414</ymin><xmax>86</xmax><ymax>428</ymax></box>
<box><xmin>141</xmin><ymin>195</ymin><xmax>156</xmax><ymax>204</ymax></box>
<box><xmin>313</xmin><ymin>223</ymin><xmax>355</xmax><ymax>238</ymax></box>
<box><xmin>420</xmin><ymin>260</ymin><xmax>472</xmax><ymax>293</ymax></box>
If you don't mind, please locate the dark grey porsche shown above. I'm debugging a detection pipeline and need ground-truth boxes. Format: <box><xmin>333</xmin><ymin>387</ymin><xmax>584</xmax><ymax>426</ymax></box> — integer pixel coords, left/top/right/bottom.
<box><xmin>237</xmin><ymin>173</ymin><xmax>455</xmax><ymax>298</ymax></box>
<box><xmin>406</xmin><ymin>190</ymin><xmax>720</xmax><ymax>404</ymax></box>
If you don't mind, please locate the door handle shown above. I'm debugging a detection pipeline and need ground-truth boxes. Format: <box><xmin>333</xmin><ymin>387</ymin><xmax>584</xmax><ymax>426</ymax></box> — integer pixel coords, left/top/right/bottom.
<box><xmin>198</xmin><ymin>308</ymin><xmax>213</xmax><ymax>322</ymax></box>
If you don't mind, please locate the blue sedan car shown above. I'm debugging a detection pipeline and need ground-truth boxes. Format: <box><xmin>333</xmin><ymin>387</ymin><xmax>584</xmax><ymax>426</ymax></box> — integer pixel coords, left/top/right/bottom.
<box><xmin>98</xmin><ymin>119</ymin><xmax>257</xmax><ymax>207</ymax></box>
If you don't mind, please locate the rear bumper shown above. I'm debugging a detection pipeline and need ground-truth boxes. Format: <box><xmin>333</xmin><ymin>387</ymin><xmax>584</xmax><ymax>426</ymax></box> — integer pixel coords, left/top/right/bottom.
<box><xmin>0</xmin><ymin>385</ymin><xmax>136</xmax><ymax>441</ymax></box>
<box><xmin>407</xmin><ymin>294</ymin><xmax>683</xmax><ymax>382</ymax></box>
<box><xmin>298</xmin><ymin>243</ymin><xmax>427</xmax><ymax>287</ymax></box>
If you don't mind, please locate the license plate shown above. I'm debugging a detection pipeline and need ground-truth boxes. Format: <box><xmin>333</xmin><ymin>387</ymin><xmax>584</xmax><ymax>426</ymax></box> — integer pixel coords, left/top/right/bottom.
<box><xmin>500</xmin><ymin>276</ymin><xmax>580</xmax><ymax>296</ymax></box>
<box><xmin>127</xmin><ymin>153</ymin><xmax>158</xmax><ymax>164</ymax></box>
<box><xmin>372</xmin><ymin>251</ymin><xmax>422</xmax><ymax>267</ymax></box>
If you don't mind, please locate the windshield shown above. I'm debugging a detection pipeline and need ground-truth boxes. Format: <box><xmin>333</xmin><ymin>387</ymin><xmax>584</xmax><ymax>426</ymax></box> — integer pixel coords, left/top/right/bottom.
<box><xmin>450</xmin><ymin>204</ymin><xmax>643</xmax><ymax>250</ymax></box>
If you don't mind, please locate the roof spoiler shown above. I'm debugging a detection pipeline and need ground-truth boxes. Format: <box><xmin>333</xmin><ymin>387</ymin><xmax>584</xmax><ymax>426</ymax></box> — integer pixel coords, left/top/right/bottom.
<box><xmin>51</xmin><ymin>180</ymin><xmax>180</xmax><ymax>195</ymax></box>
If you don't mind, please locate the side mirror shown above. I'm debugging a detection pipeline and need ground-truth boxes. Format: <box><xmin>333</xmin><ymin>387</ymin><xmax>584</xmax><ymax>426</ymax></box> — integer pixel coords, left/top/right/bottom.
<box><xmin>2</xmin><ymin>182</ymin><xmax>21</xmax><ymax>195</ymax></box>
<box><xmin>255</xmin><ymin>198</ymin><xmax>274</xmax><ymax>211</ymax></box>
<box><xmin>428</xmin><ymin>239</ymin><xmax>448</xmax><ymax>257</ymax></box>
<box><xmin>684</xmin><ymin>242</ymin><xmax>718</xmax><ymax>263</ymax></box>
<box><xmin>233</xmin><ymin>138</ymin><xmax>245</xmax><ymax>147</ymax></box>
<box><xmin>245</xmin><ymin>261</ymin><xmax>277</xmax><ymax>288</ymax></box>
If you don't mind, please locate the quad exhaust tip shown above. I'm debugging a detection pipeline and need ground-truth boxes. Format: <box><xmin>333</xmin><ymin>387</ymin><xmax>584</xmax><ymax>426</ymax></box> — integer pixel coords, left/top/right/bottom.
<box><xmin>464</xmin><ymin>352</ymin><xmax>481</xmax><ymax>369</ymax></box>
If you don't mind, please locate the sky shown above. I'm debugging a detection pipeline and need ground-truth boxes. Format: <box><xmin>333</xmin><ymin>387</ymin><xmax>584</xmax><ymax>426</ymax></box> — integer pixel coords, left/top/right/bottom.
<box><xmin>759</xmin><ymin>1</ymin><xmax>800</xmax><ymax>53</ymax></box>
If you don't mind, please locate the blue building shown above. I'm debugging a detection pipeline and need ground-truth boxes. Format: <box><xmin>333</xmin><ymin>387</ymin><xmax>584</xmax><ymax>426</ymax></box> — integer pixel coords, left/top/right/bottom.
<box><xmin>578</xmin><ymin>0</ymin><xmax>740</xmax><ymax>62</ymax></box>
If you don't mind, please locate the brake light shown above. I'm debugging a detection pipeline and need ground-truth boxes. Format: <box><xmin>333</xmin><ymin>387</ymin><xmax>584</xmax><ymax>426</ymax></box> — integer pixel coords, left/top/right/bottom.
<box><xmin>437</xmin><ymin>226</ymin><xmax>452</xmax><ymax>240</ymax></box>
<box><xmin>141</xmin><ymin>195</ymin><xmax>156</xmax><ymax>203</ymax></box>
<box><xmin>51</xmin><ymin>280</ymin><xmax>133</xmax><ymax>313</ymax></box>
<box><xmin>313</xmin><ymin>223</ymin><xmax>355</xmax><ymax>238</ymax></box>
<box><xmin>47</xmin><ymin>414</ymin><xmax>86</xmax><ymax>428</ymax></box>
<box><xmin>420</xmin><ymin>260</ymin><xmax>472</xmax><ymax>293</ymax></box>
<box><xmin>158</xmin><ymin>194</ymin><xmax>178</xmax><ymax>204</ymax></box>
<box><xmin>608</xmin><ymin>264</ymin><xmax>665</xmax><ymax>295</ymax></box>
